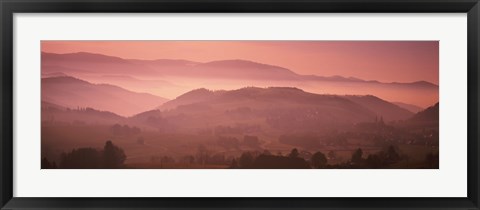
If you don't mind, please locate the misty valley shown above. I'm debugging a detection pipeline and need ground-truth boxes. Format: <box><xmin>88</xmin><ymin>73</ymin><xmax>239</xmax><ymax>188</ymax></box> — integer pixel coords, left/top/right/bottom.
<box><xmin>41</xmin><ymin>78</ymin><xmax>439</xmax><ymax>169</ymax></box>
<box><xmin>40</xmin><ymin>48</ymin><xmax>439</xmax><ymax>169</ymax></box>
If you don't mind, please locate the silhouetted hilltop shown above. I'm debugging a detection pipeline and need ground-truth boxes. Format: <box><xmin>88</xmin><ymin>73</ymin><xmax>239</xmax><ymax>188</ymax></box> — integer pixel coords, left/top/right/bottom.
<box><xmin>154</xmin><ymin>87</ymin><xmax>421</xmax><ymax>132</ymax></box>
<box><xmin>410</xmin><ymin>102</ymin><xmax>439</xmax><ymax>122</ymax></box>
<box><xmin>343</xmin><ymin>95</ymin><xmax>414</xmax><ymax>121</ymax></box>
<box><xmin>393</xmin><ymin>102</ymin><xmax>424</xmax><ymax>113</ymax></box>
<box><xmin>202</xmin><ymin>59</ymin><xmax>288</xmax><ymax>71</ymax></box>
<box><xmin>42</xmin><ymin>51</ymin><xmax>438</xmax><ymax>87</ymax></box>
<box><xmin>42</xmin><ymin>101</ymin><xmax>126</xmax><ymax>125</ymax></box>
<box><xmin>41</xmin><ymin>51</ymin><xmax>439</xmax><ymax>108</ymax></box>
<box><xmin>42</xmin><ymin>76</ymin><xmax>168</xmax><ymax>116</ymax></box>
<box><xmin>42</xmin><ymin>51</ymin><xmax>128</xmax><ymax>63</ymax></box>
<box><xmin>390</xmin><ymin>81</ymin><xmax>438</xmax><ymax>89</ymax></box>
<box><xmin>162</xmin><ymin>86</ymin><xmax>358</xmax><ymax>110</ymax></box>
<box><xmin>161</xmin><ymin>88</ymin><xmax>224</xmax><ymax>110</ymax></box>
<box><xmin>129</xmin><ymin>58</ymin><xmax>199</xmax><ymax>66</ymax></box>
<box><xmin>42</xmin><ymin>100</ymin><xmax>66</xmax><ymax>111</ymax></box>
<box><xmin>43</xmin><ymin>75</ymin><xmax>90</xmax><ymax>85</ymax></box>
<box><xmin>41</xmin><ymin>72</ymin><xmax>70</xmax><ymax>78</ymax></box>
<box><xmin>197</xmin><ymin>59</ymin><xmax>298</xmax><ymax>80</ymax></box>
<box><xmin>42</xmin><ymin>52</ymin><xmax>156</xmax><ymax>76</ymax></box>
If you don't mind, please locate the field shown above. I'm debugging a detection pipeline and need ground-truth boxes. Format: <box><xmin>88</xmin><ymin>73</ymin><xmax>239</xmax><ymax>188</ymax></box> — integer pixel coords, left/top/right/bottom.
<box><xmin>42</xmin><ymin>120</ymin><xmax>438</xmax><ymax>169</ymax></box>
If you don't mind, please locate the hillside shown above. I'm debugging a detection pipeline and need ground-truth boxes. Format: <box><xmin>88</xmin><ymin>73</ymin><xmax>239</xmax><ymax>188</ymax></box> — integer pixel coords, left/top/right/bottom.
<box><xmin>393</xmin><ymin>102</ymin><xmax>423</xmax><ymax>113</ymax></box>
<box><xmin>41</xmin><ymin>51</ymin><xmax>439</xmax><ymax>107</ymax></box>
<box><xmin>147</xmin><ymin>87</ymin><xmax>421</xmax><ymax>134</ymax></box>
<box><xmin>410</xmin><ymin>102</ymin><xmax>439</xmax><ymax>122</ymax></box>
<box><xmin>343</xmin><ymin>95</ymin><xmax>414</xmax><ymax>121</ymax></box>
<box><xmin>42</xmin><ymin>76</ymin><xmax>168</xmax><ymax>116</ymax></box>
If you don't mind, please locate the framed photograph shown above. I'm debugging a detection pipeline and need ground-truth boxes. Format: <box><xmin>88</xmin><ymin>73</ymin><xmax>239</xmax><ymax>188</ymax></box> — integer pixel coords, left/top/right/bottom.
<box><xmin>1</xmin><ymin>0</ymin><xmax>479</xmax><ymax>209</ymax></box>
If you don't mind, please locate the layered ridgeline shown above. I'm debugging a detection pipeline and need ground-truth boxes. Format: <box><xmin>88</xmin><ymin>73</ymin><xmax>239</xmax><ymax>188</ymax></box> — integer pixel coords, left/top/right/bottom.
<box><xmin>392</xmin><ymin>102</ymin><xmax>424</xmax><ymax>113</ymax></box>
<box><xmin>42</xmin><ymin>84</ymin><xmax>439</xmax><ymax>168</ymax></box>
<box><xmin>406</xmin><ymin>102</ymin><xmax>439</xmax><ymax>129</ymax></box>
<box><xmin>42</xmin><ymin>85</ymin><xmax>425</xmax><ymax>133</ymax></box>
<box><xmin>410</xmin><ymin>102</ymin><xmax>439</xmax><ymax>122</ymax></box>
<box><xmin>42</xmin><ymin>76</ymin><xmax>168</xmax><ymax>116</ymax></box>
<box><xmin>155</xmin><ymin>87</ymin><xmax>414</xmax><ymax>132</ymax></box>
<box><xmin>42</xmin><ymin>52</ymin><xmax>438</xmax><ymax>107</ymax></box>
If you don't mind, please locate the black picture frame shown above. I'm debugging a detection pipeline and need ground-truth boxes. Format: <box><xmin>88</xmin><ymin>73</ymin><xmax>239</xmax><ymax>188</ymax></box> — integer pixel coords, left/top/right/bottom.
<box><xmin>1</xmin><ymin>0</ymin><xmax>479</xmax><ymax>209</ymax></box>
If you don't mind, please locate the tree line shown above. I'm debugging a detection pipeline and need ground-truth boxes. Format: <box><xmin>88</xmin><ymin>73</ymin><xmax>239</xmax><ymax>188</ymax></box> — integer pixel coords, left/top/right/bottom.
<box><xmin>42</xmin><ymin>140</ymin><xmax>126</xmax><ymax>169</ymax></box>
<box><xmin>229</xmin><ymin>145</ymin><xmax>438</xmax><ymax>169</ymax></box>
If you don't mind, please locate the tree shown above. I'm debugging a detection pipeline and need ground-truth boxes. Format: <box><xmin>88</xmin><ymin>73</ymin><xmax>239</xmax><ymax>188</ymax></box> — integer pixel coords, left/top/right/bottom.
<box><xmin>196</xmin><ymin>144</ymin><xmax>210</xmax><ymax>165</ymax></box>
<box><xmin>311</xmin><ymin>151</ymin><xmax>327</xmax><ymax>169</ymax></box>
<box><xmin>351</xmin><ymin>148</ymin><xmax>363</xmax><ymax>165</ymax></box>
<box><xmin>251</xmin><ymin>155</ymin><xmax>310</xmax><ymax>169</ymax></box>
<box><xmin>243</xmin><ymin>135</ymin><xmax>260</xmax><ymax>148</ymax></box>
<box><xmin>425</xmin><ymin>152</ymin><xmax>439</xmax><ymax>168</ymax></box>
<box><xmin>103</xmin><ymin>140</ymin><xmax>126</xmax><ymax>168</ymax></box>
<box><xmin>60</xmin><ymin>148</ymin><xmax>102</xmax><ymax>169</ymax></box>
<box><xmin>184</xmin><ymin>155</ymin><xmax>195</xmax><ymax>164</ymax></box>
<box><xmin>111</xmin><ymin>124</ymin><xmax>123</xmax><ymax>136</ymax></box>
<box><xmin>262</xmin><ymin>150</ymin><xmax>272</xmax><ymax>156</ymax></box>
<box><xmin>386</xmin><ymin>145</ymin><xmax>400</xmax><ymax>163</ymax></box>
<box><xmin>289</xmin><ymin>148</ymin><xmax>299</xmax><ymax>158</ymax></box>
<box><xmin>41</xmin><ymin>157</ymin><xmax>57</xmax><ymax>169</ymax></box>
<box><xmin>230</xmin><ymin>158</ymin><xmax>238</xmax><ymax>169</ymax></box>
<box><xmin>131</xmin><ymin>126</ymin><xmax>141</xmax><ymax>135</ymax></box>
<box><xmin>366</xmin><ymin>154</ymin><xmax>383</xmax><ymax>168</ymax></box>
<box><xmin>327</xmin><ymin>150</ymin><xmax>337</xmax><ymax>160</ymax></box>
<box><xmin>239</xmin><ymin>152</ymin><xmax>254</xmax><ymax>168</ymax></box>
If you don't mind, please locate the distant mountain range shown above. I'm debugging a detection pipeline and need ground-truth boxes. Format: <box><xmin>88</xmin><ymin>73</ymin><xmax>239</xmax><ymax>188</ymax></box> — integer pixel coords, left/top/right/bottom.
<box><xmin>42</xmin><ymin>100</ymin><xmax>127</xmax><ymax>125</ymax></box>
<box><xmin>159</xmin><ymin>87</ymin><xmax>413</xmax><ymax>123</ymax></box>
<box><xmin>393</xmin><ymin>102</ymin><xmax>424</xmax><ymax>113</ymax></box>
<box><xmin>42</xmin><ymin>76</ymin><xmax>168</xmax><ymax>116</ymax></box>
<box><xmin>343</xmin><ymin>95</ymin><xmax>414</xmax><ymax>121</ymax></box>
<box><xmin>158</xmin><ymin>86</ymin><xmax>414</xmax><ymax>123</ymax></box>
<box><xmin>42</xmin><ymin>84</ymin><xmax>439</xmax><ymax>134</ymax></box>
<box><xmin>42</xmin><ymin>51</ymin><xmax>438</xmax><ymax>87</ymax></box>
<box><xmin>410</xmin><ymin>102</ymin><xmax>439</xmax><ymax>122</ymax></box>
<box><xmin>41</xmin><ymin>51</ymin><xmax>438</xmax><ymax>108</ymax></box>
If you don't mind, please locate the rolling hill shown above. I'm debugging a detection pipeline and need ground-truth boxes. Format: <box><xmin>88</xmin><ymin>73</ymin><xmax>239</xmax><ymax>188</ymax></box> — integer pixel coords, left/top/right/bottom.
<box><xmin>42</xmin><ymin>101</ymin><xmax>127</xmax><ymax>125</ymax></box>
<box><xmin>393</xmin><ymin>102</ymin><xmax>424</xmax><ymax>113</ymax></box>
<box><xmin>41</xmin><ymin>51</ymin><xmax>439</xmax><ymax>107</ymax></box>
<box><xmin>343</xmin><ymin>95</ymin><xmax>414</xmax><ymax>122</ymax></box>
<box><xmin>410</xmin><ymin>102</ymin><xmax>439</xmax><ymax>122</ymax></box>
<box><xmin>41</xmin><ymin>51</ymin><xmax>438</xmax><ymax>86</ymax></box>
<box><xmin>162</xmin><ymin>87</ymin><xmax>414</xmax><ymax>121</ymax></box>
<box><xmin>153</xmin><ymin>87</ymin><xmax>415</xmax><ymax>134</ymax></box>
<box><xmin>42</xmin><ymin>76</ymin><xmax>168</xmax><ymax>116</ymax></box>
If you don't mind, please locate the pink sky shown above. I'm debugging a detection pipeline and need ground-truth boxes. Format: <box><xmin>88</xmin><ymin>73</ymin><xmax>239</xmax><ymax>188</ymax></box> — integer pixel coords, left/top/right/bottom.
<box><xmin>42</xmin><ymin>41</ymin><xmax>439</xmax><ymax>84</ymax></box>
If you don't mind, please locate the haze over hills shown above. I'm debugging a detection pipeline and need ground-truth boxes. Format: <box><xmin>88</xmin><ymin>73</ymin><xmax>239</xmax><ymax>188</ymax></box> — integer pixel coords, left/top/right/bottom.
<box><xmin>193</xmin><ymin>60</ymin><xmax>300</xmax><ymax>80</ymax></box>
<box><xmin>42</xmin><ymin>76</ymin><xmax>168</xmax><ymax>116</ymax></box>
<box><xmin>156</xmin><ymin>87</ymin><xmax>414</xmax><ymax>130</ymax></box>
<box><xmin>40</xmin><ymin>42</ymin><xmax>439</xmax><ymax>169</ymax></box>
<box><xmin>393</xmin><ymin>102</ymin><xmax>424</xmax><ymax>113</ymax></box>
<box><xmin>159</xmin><ymin>87</ymin><xmax>413</xmax><ymax>121</ymax></box>
<box><xmin>42</xmin><ymin>86</ymin><xmax>419</xmax><ymax>134</ymax></box>
<box><xmin>160</xmin><ymin>88</ymin><xmax>225</xmax><ymax>110</ymax></box>
<box><xmin>41</xmin><ymin>51</ymin><xmax>438</xmax><ymax>107</ymax></box>
<box><xmin>42</xmin><ymin>100</ymin><xmax>127</xmax><ymax>125</ymax></box>
<box><xmin>41</xmin><ymin>51</ymin><xmax>436</xmax><ymax>85</ymax></box>
<box><xmin>343</xmin><ymin>95</ymin><xmax>414</xmax><ymax>121</ymax></box>
<box><xmin>410</xmin><ymin>102</ymin><xmax>439</xmax><ymax>122</ymax></box>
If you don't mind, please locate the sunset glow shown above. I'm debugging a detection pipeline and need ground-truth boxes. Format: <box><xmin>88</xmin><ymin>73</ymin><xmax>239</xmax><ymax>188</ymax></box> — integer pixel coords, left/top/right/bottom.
<box><xmin>41</xmin><ymin>41</ymin><xmax>439</xmax><ymax>170</ymax></box>
<box><xmin>42</xmin><ymin>41</ymin><xmax>439</xmax><ymax>84</ymax></box>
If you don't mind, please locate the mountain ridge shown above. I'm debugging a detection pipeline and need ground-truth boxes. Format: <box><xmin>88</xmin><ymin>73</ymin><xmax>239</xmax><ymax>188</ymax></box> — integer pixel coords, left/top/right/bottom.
<box><xmin>41</xmin><ymin>51</ymin><xmax>437</xmax><ymax>86</ymax></box>
<box><xmin>42</xmin><ymin>76</ymin><xmax>168</xmax><ymax>116</ymax></box>
<box><xmin>159</xmin><ymin>86</ymin><xmax>414</xmax><ymax>122</ymax></box>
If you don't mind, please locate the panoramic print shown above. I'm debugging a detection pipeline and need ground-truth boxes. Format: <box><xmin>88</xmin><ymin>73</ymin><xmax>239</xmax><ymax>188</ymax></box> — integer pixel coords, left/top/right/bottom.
<box><xmin>41</xmin><ymin>41</ymin><xmax>439</xmax><ymax>169</ymax></box>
